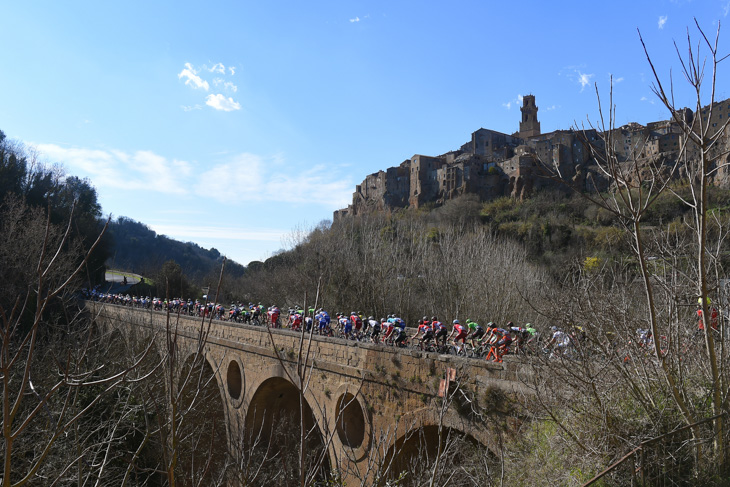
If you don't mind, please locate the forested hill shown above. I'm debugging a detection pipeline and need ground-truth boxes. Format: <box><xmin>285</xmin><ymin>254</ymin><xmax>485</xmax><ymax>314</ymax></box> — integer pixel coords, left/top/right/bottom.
<box><xmin>107</xmin><ymin>216</ymin><xmax>245</xmax><ymax>281</ymax></box>
<box><xmin>0</xmin><ymin>129</ymin><xmax>243</xmax><ymax>287</ymax></box>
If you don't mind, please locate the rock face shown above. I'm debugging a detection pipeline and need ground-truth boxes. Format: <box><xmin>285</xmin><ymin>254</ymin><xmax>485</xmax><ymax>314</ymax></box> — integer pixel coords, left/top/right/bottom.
<box><xmin>334</xmin><ymin>96</ymin><xmax>730</xmax><ymax>221</ymax></box>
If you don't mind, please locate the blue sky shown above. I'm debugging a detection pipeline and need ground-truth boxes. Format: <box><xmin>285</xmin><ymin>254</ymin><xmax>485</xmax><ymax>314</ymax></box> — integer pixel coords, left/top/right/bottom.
<box><xmin>2</xmin><ymin>1</ymin><xmax>729</xmax><ymax>266</ymax></box>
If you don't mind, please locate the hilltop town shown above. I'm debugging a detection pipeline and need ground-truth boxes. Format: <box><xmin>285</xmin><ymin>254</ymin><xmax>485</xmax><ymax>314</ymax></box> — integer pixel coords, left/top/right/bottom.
<box><xmin>335</xmin><ymin>95</ymin><xmax>730</xmax><ymax>219</ymax></box>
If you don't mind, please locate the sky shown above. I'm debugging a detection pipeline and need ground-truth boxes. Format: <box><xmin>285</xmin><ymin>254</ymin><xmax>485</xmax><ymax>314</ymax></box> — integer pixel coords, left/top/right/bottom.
<box><xmin>2</xmin><ymin>1</ymin><xmax>730</xmax><ymax>266</ymax></box>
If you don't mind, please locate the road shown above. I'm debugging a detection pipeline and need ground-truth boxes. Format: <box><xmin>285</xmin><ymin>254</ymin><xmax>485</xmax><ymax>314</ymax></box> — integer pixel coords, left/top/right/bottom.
<box><xmin>105</xmin><ymin>270</ymin><xmax>143</xmax><ymax>285</ymax></box>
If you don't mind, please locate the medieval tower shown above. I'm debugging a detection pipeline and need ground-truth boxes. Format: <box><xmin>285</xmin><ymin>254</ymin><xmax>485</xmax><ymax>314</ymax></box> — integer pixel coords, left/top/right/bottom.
<box><xmin>519</xmin><ymin>95</ymin><xmax>540</xmax><ymax>138</ymax></box>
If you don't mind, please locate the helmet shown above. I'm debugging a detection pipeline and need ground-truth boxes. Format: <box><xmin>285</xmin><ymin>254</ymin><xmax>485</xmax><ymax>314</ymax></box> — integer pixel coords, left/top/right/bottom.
<box><xmin>431</xmin><ymin>316</ymin><xmax>438</xmax><ymax>321</ymax></box>
<box><xmin>487</xmin><ymin>322</ymin><xmax>494</xmax><ymax>327</ymax></box>
<box><xmin>381</xmin><ymin>317</ymin><xmax>387</xmax><ymax>322</ymax></box>
<box><xmin>368</xmin><ymin>316</ymin><xmax>374</xmax><ymax>320</ymax></box>
<box><xmin>423</xmin><ymin>316</ymin><xmax>428</xmax><ymax>321</ymax></box>
<box><xmin>551</xmin><ymin>326</ymin><xmax>558</xmax><ymax>332</ymax></box>
<box><xmin>507</xmin><ymin>321</ymin><xmax>514</xmax><ymax>327</ymax></box>
<box><xmin>453</xmin><ymin>319</ymin><xmax>460</xmax><ymax>324</ymax></box>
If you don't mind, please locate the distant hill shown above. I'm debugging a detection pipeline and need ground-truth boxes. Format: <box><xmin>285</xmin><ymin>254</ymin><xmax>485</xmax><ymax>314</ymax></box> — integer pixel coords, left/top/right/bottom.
<box><xmin>106</xmin><ymin>216</ymin><xmax>245</xmax><ymax>282</ymax></box>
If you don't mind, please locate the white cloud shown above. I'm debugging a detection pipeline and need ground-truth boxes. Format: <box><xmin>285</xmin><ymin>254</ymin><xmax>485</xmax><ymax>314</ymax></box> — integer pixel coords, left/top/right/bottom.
<box><xmin>725</xmin><ymin>2</ymin><xmax>730</xmax><ymax>17</ymax></box>
<box><xmin>213</xmin><ymin>78</ymin><xmax>238</xmax><ymax>92</ymax></box>
<box><xmin>503</xmin><ymin>94</ymin><xmax>525</xmax><ymax>109</ymax></box>
<box><xmin>658</xmin><ymin>15</ymin><xmax>668</xmax><ymax>29</ymax></box>
<box><xmin>36</xmin><ymin>144</ymin><xmax>351</xmax><ymax>209</ymax></box>
<box><xmin>640</xmin><ymin>96</ymin><xmax>656</xmax><ymax>105</ymax></box>
<box><xmin>178</xmin><ymin>63</ymin><xmax>209</xmax><ymax>91</ymax></box>
<box><xmin>35</xmin><ymin>144</ymin><xmax>192</xmax><ymax>195</ymax></box>
<box><xmin>197</xmin><ymin>153</ymin><xmax>351</xmax><ymax>207</ymax></box>
<box><xmin>149</xmin><ymin>224</ymin><xmax>284</xmax><ymax>242</ymax></box>
<box><xmin>229</xmin><ymin>66</ymin><xmax>236</xmax><ymax>75</ymax></box>
<box><xmin>206</xmin><ymin>94</ymin><xmax>241</xmax><ymax>111</ymax></box>
<box><xmin>577</xmin><ymin>72</ymin><xmax>594</xmax><ymax>91</ymax></box>
<box><xmin>182</xmin><ymin>104</ymin><xmax>202</xmax><ymax>111</ymax></box>
<box><xmin>208</xmin><ymin>63</ymin><xmax>226</xmax><ymax>74</ymax></box>
<box><xmin>545</xmin><ymin>105</ymin><xmax>559</xmax><ymax>111</ymax></box>
<box><xmin>350</xmin><ymin>16</ymin><xmax>360</xmax><ymax>22</ymax></box>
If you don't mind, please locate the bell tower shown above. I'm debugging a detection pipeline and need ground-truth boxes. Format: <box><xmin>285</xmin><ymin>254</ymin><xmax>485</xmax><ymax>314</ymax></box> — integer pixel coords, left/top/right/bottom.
<box><xmin>519</xmin><ymin>95</ymin><xmax>541</xmax><ymax>138</ymax></box>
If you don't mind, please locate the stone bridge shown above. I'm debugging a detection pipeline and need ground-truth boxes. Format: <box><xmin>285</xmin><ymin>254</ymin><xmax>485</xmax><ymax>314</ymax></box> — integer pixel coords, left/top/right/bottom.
<box><xmin>87</xmin><ymin>302</ymin><xmax>533</xmax><ymax>485</ymax></box>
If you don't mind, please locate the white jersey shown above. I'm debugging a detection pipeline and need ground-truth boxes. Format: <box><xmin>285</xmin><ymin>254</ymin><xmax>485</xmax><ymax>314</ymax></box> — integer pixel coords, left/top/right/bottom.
<box><xmin>553</xmin><ymin>330</ymin><xmax>571</xmax><ymax>346</ymax></box>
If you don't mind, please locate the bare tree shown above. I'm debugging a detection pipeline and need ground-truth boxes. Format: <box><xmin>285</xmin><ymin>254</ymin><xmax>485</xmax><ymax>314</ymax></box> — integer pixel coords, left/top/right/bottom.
<box><xmin>525</xmin><ymin>18</ymin><xmax>730</xmax><ymax>482</ymax></box>
<box><xmin>0</xmin><ymin>198</ymin><xmax>157</xmax><ymax>486</ymax></box>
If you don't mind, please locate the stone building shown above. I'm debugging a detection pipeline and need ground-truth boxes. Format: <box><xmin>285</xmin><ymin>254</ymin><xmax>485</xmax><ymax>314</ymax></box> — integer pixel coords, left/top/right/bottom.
<box><xmin>334</xmin><ymin>95</ymin><xmax>730</xmax><ymax>220</ymax></box>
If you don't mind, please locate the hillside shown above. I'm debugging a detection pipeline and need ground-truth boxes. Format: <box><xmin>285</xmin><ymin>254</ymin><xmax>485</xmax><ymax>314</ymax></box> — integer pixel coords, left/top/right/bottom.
<box><xmin>106</xmin><ymin>216</ymin><xmax>245</xmax><ymax>282</ymax></box>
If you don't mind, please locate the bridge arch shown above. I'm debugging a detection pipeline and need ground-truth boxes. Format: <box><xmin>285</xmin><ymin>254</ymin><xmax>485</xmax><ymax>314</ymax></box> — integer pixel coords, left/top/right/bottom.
<box><xmin>371</xmin><ymin>402</ymin><xmax>500</xmax><ymax>486</ymax></box>
<box><xmin>243</xmin><ymin>374</ymin><xmax>331</xmax><ymax>484</ymax></box>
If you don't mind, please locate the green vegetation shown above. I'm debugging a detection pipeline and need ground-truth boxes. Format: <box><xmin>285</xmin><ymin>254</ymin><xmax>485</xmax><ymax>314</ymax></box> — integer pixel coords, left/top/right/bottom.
<box><xmin>0</xmin><ymin>130</ymin><xmax>110</xmax><ymax>287</ymax></box>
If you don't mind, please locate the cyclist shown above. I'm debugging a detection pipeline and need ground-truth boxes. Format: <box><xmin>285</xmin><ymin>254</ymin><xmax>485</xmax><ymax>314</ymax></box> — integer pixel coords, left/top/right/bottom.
<box><xmin>267</xmin><ymin>305</ymin><xmax>281</xmax><ymax>328</ymax></box>
<box><xmin>412</xmin><ymin>316</ymin><xmax>435</xmax><ymax>350</ymax></box>
<box><xmin>546</xmin><ymin>325</ymin><xmax>572</xmax><ymax>357</ymax></box>
<box><xmin>392</xmin><ymin>325</ymin><xmax>408</xmax><ymax>347</ymax></box>
<box><xmin>350</xmin><ymin>311</ymin><xmax>363</xmax><ymax>338</ymax></box>
<box><xmin>432</xmin><ymin>317</ymin><xmax>447</xmax><ymax>347</ymax></box>
<box><xmin>339</xmin><ymin>313</ymin><xmax>353</xmax><ymax>339</ymax></box>
<box><xmin>486</xmin><ymin>326</ymin><xmax>512</xmax><ymax>362</ymax></box>
<box><xmin>637</xmin><ymin>327</ymin><xmax>653</xmax><ymax>349</ymax></box>
<box><xmin>316</xmin><ymin>309</ymin><xmax>331</xmax><ymax>335</ymax></box>
<box><xmin>697</xmin><ymin>301</ymin><xmax>719</xmax><ymax>333</ymax></box>
<box><xmin>304</xmin><ymin>314</ymin><xmax>313</xmax><ymax>332</ymax></box>
<box><xmin>393</xmin><ymin>315</ymin><xmax>406</xmax><ymax>330</ymax></box>
<box><xmin>448</xmin><ymin>319</ymin><xmax>468</xmax><ymax>351</ymax></box>
<box><xmin>289</xmin><ymin>310</ymin><xmax>302</xmax><ymax>331</ymax></box>
<box><xmin>522</xmin><ymin>323</ymin><xmax>538</xmax><ymax>353</ymax></box>
<box><xmin>367</xmin><ymin>316</ymin><xmax>381</xmax><ymax>342</ymax></box>
<box><xmin>466</xmin><ymin>319</ymin><xmax>485</xmax><ymax>347</ymax></box>
<box><xmin>508</xmin><ymin>323</ymin><xmax>530</xmax><ymax>353</ymax></box>
<box><xmin>383</xmin><ymin>318</ymin><xmax>396</xmax><ymax>344</ymax></box>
